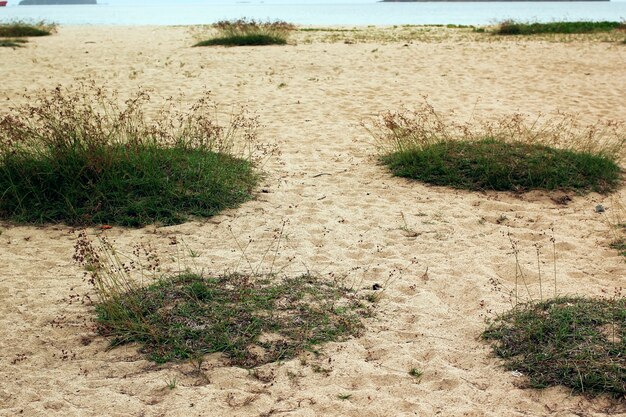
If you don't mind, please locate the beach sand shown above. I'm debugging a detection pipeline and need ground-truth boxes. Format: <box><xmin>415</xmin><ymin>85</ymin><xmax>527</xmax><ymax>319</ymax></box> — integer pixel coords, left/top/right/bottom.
<box><xmin>0</xmin><ymin>26</ymin><xmax>625</xmax><ymax>416</ymax></box>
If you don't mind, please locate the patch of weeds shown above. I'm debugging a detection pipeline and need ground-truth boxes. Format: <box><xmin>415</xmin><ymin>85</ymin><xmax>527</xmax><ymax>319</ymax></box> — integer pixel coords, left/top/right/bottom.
<box><xmin>0</xmin><ymin>84</ymin><xmax>260</xmax><ymax>226</ymax></box>
<box><xmin>384</xmin><ymin>139</ymin><xmax>621</xmax><ymax>192</ymax></box>
<box><xmin>399</xmin><ymin>211</ymin><xmax>419</xmax><ymax>237</ymax></box>
<box><xmin>195</xmin><ymin>34</ymin><xmax>286</xmax><ymax>47</ymax></box>
<box><xmin>0</xmin><ymin>20</ymin><xmax>56</xmax><ymax>37</ymax></box>
<box><xmin>494</xmin><ymin>20</ymin><xmax>625</xmax><ymax>35</ymax></box>
<box><xmin>298</xmin><ymin>27</ymin><xmax>357</xmax><ymax>33</ymax></box>
<box><xmin>0</xmin><ymin>38</ymin><xmax>27</xmax><ymax>48</ymax></box>
<box><xmin>195</xmin><ymin>19</ymin><xmax>295</xmax><ymax>47</ymax></box>
<box><xmin>366</xmin><ymin>292</ymin><xmax>382</xmax><ymax>304</ymax></box>
<box><xmin>311</xmin><ymin>363</ymin><xmax>332</xmax><ymax>375</ymax></box>
<box><xmin>483</xmin><ymin>297</ymin><xmax>625</xmax><ymax>397</ymax></box>
<box><xmin>409</xmin><ymin>368</ymin><xmax>423</xmax><ymax>379</ymax></box>
<box><xmin>165</xmin><ymin>377</ymin><xmax>177</xmax><ymax>390</ymax></box>
<box><xmin>75</xmin><ymin>233</ymin><xmax>374</xmax><ymax>368</ymax></box>
<box><xmin>296</xmin><ymin>25</ymin><xmax>486</xmax><ymax>44</ymax></box>
<box><xmin>365</xmin><ymin>102</ymin><xmax>624</xmax><ymax>193</ymax></box>
<box><xmin>445</xmin><ymin>24</ymin><xmax>475</xmax><ymax>29</ymax></box>
<box><xmin>603</xmin><ymin>197</ymin><xmax>626</xmax><ymax>259</ymax></box>
<box><xmin>610</xmin><ymin>239</ymin><xmax>626</xmax><ymax>257</ymax></box>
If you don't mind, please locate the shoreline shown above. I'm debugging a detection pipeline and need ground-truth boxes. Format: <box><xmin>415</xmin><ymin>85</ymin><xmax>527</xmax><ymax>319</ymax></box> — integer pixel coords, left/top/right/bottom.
<box><xmin>2</xmin><ymin>2</ymin><xmax>626</xmax><ymax>27</ymax></box>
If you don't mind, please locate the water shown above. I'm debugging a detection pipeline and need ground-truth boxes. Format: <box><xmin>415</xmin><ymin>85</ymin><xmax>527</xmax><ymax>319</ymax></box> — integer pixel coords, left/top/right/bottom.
<box><xmin>1</xmin><ymin>0</ymin><xmax>625</xmax><ymax>26</ymax></box>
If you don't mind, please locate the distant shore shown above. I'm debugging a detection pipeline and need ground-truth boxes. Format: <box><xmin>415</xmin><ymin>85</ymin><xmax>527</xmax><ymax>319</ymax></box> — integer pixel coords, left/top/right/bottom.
<box><xmin>19</xmin><ymin>0</ymin><xmax>96</xmax><ymax>4</ymax></box>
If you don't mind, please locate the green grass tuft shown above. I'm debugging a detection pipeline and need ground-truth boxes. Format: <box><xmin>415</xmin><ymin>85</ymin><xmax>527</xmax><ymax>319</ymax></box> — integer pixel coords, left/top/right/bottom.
<box><xmin>483</xmin><ymin>297</ymin><xmax>626</xmax><ymax>397</ymax></box>
<box><xmin>409</xmin><ymin>368</ymin><xmax>423</xmax><ymax>379</ymax></box>
<box><xmin>0</xmin><ymin>86</ymin><xmax>259</xmax><ymax>227</ymax></box>
<box><xmin>94</xmin><ymin>272</ymin><xmax>371</xmax><ymax>366</ymax></box>
<box><xmin>495</xmin><ymin>20</ymin><xmax>625</xmax><ymax>36</ymax></box>
<box><xmin>0</xmin><ymin>39</ymin><xmax>27</xmax><ymax>47</ymax></box>
<box><xmin>382</xmin><ymin>139</ymin><xmax>621</xmax><ymax>193</ymax></box>
<box><xmin>1</xmin><ymin>147</ymin><xmax>256</xmax><ymax>226</ymax></box>
<box><xmin>195</xmin><ymin>34</ymin><xmax>287</xmax><ymax>47</ymax></box>
<box><xmin>366</xmin><ymin>104</ymin><xmax>624</xmax><ymax>194</ymax></box>
<box><xmin>195</xmin><ymin>18</ymin><xmax>294</xmax><ymax>47</ymax></box>
<box><xmin>0</xmin><ymin>21</ymin><xmax>56</xmax><ymax>37</ymax></box>
<box><xmin>610</xmin><ymin>239</ymin><xmax>626</xmax><ymax>258</ymax></box>
<box><xmin>74</xmin><ymin>232</ymin><xmax>375</xmax><ymax>367</ymax></box>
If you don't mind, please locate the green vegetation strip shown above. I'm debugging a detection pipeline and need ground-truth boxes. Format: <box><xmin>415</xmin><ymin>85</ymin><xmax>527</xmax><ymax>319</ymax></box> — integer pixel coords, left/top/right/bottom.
<box><xmin>0</xmin><ymin>22</ymin><xmax>53</xmax><ymax>37</ymax></box>
<box><xmin>96</xmin><ymin>273</ymin><xmax>372</xmax><ymax>366</ymax></box>
<box><xmin>0</xmin><ymin>87</ymin><xmax>258</xmax><ymax>227</ymax></box>
<box><xmin>195</xmin><ymin>18</ymin><xmax>294</xmax><ymax>47</ymax></box>
<box><xmin>496</xmin><ymin>20</ymin><xmax>625</xmax><ymax>35</ymax></box>
<box><xmin>610</xmin><ymin>239</ymin><xmax>626</xmax><ymax>258</ymax></box>
<box><xmin>195</xmin><ymin>34</ymin><xmax>287</xmax><ymax>47</ymax></box>
<box><xmin>0</xmin><ymin>39</ymin><xmax>27</xmax><ymax>47</ymax></box>
<box><xmin>382</xmin><ymin>139</ymin><xmax>621</xmax><ymax>193</ymax></box>
<box><xmin>0</xmin><ymin>146</ymin><xmax>256</xmax><ymax>226</ymax></box>
<box><xmin>483</xmin><ymin>297</ymin><xmax>625</xmax><ymax>397</ymax></box>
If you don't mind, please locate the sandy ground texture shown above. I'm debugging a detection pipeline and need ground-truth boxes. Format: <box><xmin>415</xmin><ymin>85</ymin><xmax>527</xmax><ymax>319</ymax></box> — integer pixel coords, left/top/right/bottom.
<box><xmin>1</xmin><ymin>25</ymin><xmax>625</xmax><ymax>417</ymax></box>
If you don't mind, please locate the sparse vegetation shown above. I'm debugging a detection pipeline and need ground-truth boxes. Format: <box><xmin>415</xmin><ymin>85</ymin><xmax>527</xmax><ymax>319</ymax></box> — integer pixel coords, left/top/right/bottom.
<box><xmin>0</xmin><ymin>85</ymin><xmax>259</xmax><ymax>226</ymax></box>
<box><xmin>367</xmin><ymin>103</ymin><xmax>624</xmax><ymax>193</ymax></box>
<box><xmin>483</xmin><ymin>297</ymin><xmax>625</xmax><ymax>397</ymax></box>
<box><xmin>74</xmin><ymin>233</ymin><xmax>374</xmax><ymax>367</ymax></box>
<box><xmin>298</xmin><ymin>27</ymin><xmax>358</xmax><ymax>33</ymax></box>
<box><xmin>165</xmin><ymin>377</ymin><xmax>177</xmax><ymax>390</ymax></box>
<box><xmin>409</xmin><ymin>368</ymin><xmax>423</xmax><ymax>379</ymax></box>
<box><xmin>495</xmin><ymin>20</ymin><xmax>626</xmax><ymax>36</ymax></box>
<box><xmin>0</xmin><ymin>20</ymin><xmax>56</xmax><ymax>37</ymax></box>
<box><xmin>611</xmin><ymin>239</ymin><xmax>626</xmax><ymax>257</ymax></box>
<box><xmin>383</xmin><ymin>140</ymin><xmax>620</xmax><ymax>192</ymax></box>
<box><xmin>598</xmin><ymin>197</ymin><xmax>626</xmax><ymax>259</ymax></box>
<box><xmin>0</xmin><ymin>39</ymin><xmax>27</xmax><ymax>48</ymax></box>
<box><xmin>608</xmin><ymin>199</ymin><xmax>626</xmax><ymax>258</ymax></box>
<box><xmin>297</xmin><ymin>25</ymin><xmax>484</xmax><ymax>44</ymax></box>
<box><xmin>194</xmin><ymin>19</ymin><xmax>295</xmax><ymax>47</ymax></box>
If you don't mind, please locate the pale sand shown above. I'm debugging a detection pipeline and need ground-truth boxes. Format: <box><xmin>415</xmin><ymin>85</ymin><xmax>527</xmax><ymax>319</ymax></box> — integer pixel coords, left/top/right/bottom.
<box><xmin>1</xmin><ymin>26</ymin><xmax>625</xmax><ymax>416</ymax></box>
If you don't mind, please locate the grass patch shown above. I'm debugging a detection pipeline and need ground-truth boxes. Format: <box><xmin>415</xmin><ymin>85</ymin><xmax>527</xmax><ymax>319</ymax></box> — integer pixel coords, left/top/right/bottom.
<box><xmin>382</xmin><ymin>139</ymin><xmax>620</xmax><ymax>193</ymax></box>
<box><xmin>483</xmin><ymin>297</ymin><xmax>625</xmax><ymax>397</ymax></box>
<box><xmin>610</xmin><ymin>239</ymin><xmax>626</xmax><ymax>257</ymax></box>
<box><xmin>367</xmin><ymin>103</ymin><xmax>624</xmax><ymax>193</ymax></box>
<box><xmin>0</xmin><ymin>20</ymin><xmax>56</xmax><ymax>37</ymax></box>
<box><xmin>195</xmin><ymin>34</ymin><xmax>287</xmax><ymax>47</ymax></box>
<box><xmin>298</xmin><ymin>27</ymin><xmax>358</xmax><ymax>33</ymax></box>
<box><xmin>97</xmin><ymin>273</ymin><xmax>368</xmax><ymax>366</ymax></box>
<box><xmin>605</xmin><ymin>198</ymin><xmax>626</xmax><ymax>258</ymax></box>
<box><xmin>0</xmin><ymin>39</ymin><xmax>27</xmax><ymax>47</ymax></box>
<box><xmin>194</xmin><ymin>19</ymin><xmax>294</xmax><ymax>47</ymax></box>
<box><xmin>495</xmin><ymin>20</ymin><xmax>625</xmax><ymax>36</ymax></box>
<box><xmin>75</xmin><ymin>234</ymin><xmax>373</xmax><ymax>367</ymax></box>
<box><xmin>409</xmin><ymin>368</ymin><xmax>423</xmax><ymax>379</ymax></box>
<box><xmin>0</xmin><ymin>85</ymin><xmax>259</xmax><ymax>227</ymax></box>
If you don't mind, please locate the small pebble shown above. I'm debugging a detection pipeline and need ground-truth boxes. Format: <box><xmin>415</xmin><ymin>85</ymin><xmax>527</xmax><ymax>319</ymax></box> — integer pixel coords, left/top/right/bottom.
<box><xmin>595</xmin><ymin>204</ymin><xmax>605</xmax><ymax>213</ymax></box>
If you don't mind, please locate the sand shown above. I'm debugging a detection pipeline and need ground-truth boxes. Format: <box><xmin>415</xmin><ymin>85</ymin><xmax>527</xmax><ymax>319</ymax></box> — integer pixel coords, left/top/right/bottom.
<box><xmin>0</xmin><ymin>26</ymin><xmax>625</xmax><ymax>416</ymax></box>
